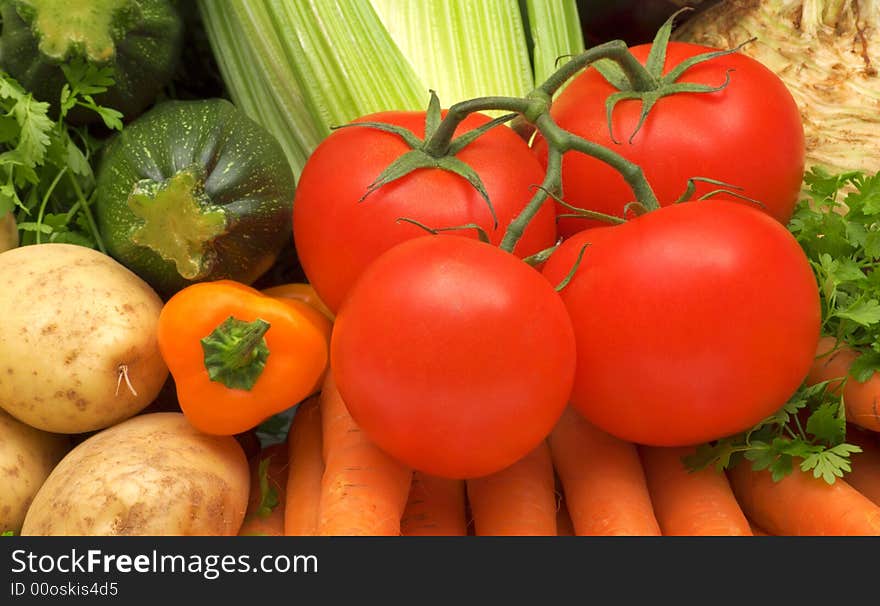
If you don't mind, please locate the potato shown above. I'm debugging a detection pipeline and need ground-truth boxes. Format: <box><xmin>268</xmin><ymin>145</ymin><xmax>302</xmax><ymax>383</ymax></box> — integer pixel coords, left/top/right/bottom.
<box><xmin>0</xmin><ymin>408</ymin><xmax>69</xmax><ymax>533</ymax></box>
<box><xmin>21</xmin><ymin>412</ymin><xmax>250</xmax><ymax>536</ymax></box>
<box><xmin>0</xmin><ymin>243</ymin><xmax>168</xmax><ymax>433</ymax></box>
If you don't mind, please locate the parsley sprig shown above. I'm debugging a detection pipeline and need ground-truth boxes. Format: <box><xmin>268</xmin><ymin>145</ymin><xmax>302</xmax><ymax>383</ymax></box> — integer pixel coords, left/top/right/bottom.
<box><xmin>0</xmin><ymin>58</ymin><xmax>123</xmax><ymax>251</ymax></box>
<box><xmin>788</xmin><ymin>167</ymin><xmax>880</xmax><ymax>381</ymax></box>
<box><xmin>686</xmin><ymin>167</ymin><xmax>880</xmax><ymax>484</ymax></box>
<box><xmin>685</xmin><ymin>381</ymin><xmax>861</xmax><ymax>484</ymax></box>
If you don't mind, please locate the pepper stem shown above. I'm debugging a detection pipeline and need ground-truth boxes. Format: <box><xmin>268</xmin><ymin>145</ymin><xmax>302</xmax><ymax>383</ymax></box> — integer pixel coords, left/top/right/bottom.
<box><xmin>201</xmin><ymin>316</ymin><xmax>271</xmax><ymax>391</ymax></box>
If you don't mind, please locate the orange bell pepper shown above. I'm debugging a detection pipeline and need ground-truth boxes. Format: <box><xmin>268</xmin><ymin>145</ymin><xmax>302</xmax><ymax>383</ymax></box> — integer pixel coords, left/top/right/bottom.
<box><xmin>261</xmin><ymin>282</ymin><xmax>335</xmax><ymax>322</ymax></box>
<box><xmin>157</xmin><ymin>280</ymin><xmax>331</xmax><ymax>435</ymax></box>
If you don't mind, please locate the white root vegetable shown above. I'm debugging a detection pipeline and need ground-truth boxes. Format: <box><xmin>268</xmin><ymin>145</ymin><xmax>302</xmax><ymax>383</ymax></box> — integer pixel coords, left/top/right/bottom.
<box><xmin>675</xmin><ymin>0</ymin><xmax>880</xmax><ymax>174</ymax></box>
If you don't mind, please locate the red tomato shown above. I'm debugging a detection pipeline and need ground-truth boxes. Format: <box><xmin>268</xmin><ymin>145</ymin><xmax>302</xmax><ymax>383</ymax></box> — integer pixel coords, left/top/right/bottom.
<box><xmin>533</xmin><ymin>42</ymin><xmax>805</xmax><ymax>239</ymax></box>
<box><xmin>541</xmin><ymin>200</ymin><xmax>821</xmax><ymax>446</ymax></box>
<box><xmin>293</xmin><ymin>111</ymin><xmax>557</xmax><ymax>313</ymax></box>
<box><xmin>331</xmin><ymin>236</ymin><xmax>576</xmax><ymax>479</ymax></box>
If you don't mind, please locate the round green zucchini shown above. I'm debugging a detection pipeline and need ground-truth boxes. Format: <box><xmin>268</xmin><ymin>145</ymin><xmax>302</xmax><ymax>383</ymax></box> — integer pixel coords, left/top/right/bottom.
<box><xmin>95</xmin><ymin>98</ymin><xmax>296</xmax><ymax>297</ymax></box>
<box><xmin>0</xmin><ymin>0</ymin><xmax>183</xmax><ymax>122</ymax></box>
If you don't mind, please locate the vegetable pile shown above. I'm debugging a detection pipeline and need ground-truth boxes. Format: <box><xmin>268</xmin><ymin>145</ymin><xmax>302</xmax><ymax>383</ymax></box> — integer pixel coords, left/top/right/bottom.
<box><xmin>2</xmin><ymin>0</ymin><xmax>880</xmax><ymax>538</ymax></box>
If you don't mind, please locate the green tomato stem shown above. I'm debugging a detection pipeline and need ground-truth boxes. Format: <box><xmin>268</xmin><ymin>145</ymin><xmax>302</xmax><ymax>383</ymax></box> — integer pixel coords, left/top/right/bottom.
<box><xmin>422</xmin><ymin>96</ymin><xmax>532</xmax><ymax>158</ymax></box>
<box><xmin>409</xmin><ymin>37</ymin><xmax>666</xmax><ymax>253</ymax></box>
<box><xmin>537</xmin><ymin>39</ymin><xmax>657</xmax><ymax>97</ymax></box>
<box><xmin>558</xmin><ymin>128</ymin><xmax>660</xmax><ymax>212</ymax></box>
<box><xmin>499</xmin><ymin>141</ymin><xmax>562</xmax><ymax>253</ymax></box>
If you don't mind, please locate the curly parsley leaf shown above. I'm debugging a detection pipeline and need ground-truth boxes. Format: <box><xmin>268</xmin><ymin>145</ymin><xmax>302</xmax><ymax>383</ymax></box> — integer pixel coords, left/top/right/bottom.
<box><xmin>788</xmin><ymin>167</ymin><xmax>880</xmax><ymax>384</ymax></box>
<box><xmin>684</xmin><ymin>381</ymin><xmax>861</xmax><ymax>485</ymax></box>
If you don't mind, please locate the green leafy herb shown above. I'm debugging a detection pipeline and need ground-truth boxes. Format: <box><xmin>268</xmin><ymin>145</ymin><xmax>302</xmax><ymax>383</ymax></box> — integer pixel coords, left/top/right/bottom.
<box><xmin>1</xmin><ymin>530</ymin><xmax>14</xmax><ymax>536</ymax></box>
<box><xmin>685</xmin><ymin>381</ymin><xmax>862</xmax><ymax>484</ymax></box>
<box><xmin>255</xmin><ymin>404</ymin><xmax>299</xmax><ymax>448</ymax></box>
<box><xmin>788</xmin><ymin>167</ymin><xmax>880</xmax><ymax>382</ymax></box>
<box><xmin>256</xmin><ymin>455</ymin><xmax>280</xmax><ymax>518</ymax></box>
<box><xmin>0</xmin><ymin>58</ymin><xmax>124</xmax><ymax>251</ymax></box>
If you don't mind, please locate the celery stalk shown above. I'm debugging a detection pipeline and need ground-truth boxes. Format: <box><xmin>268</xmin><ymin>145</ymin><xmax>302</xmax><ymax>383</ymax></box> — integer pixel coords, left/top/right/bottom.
<box><xmin>198</xmin><ymin>0</ymin><xmax>585</xmax><ymax>179</ymax></box>
<box><xmin>199</xmin><ymin>0</ymin><xmax>425</xmax><ymax>177</ymax></box>
<box><xmin>522</xmin><ymin>0</ymin><xmax>585</xmax><ymax>86</ymax></box>
<box><xmin>199</xmin><ymin>2</ymin><xmax>323</xmax><ymax>174</ymax></box>
<box><xmin>371</xmin><ymin>0</ymin><xmax>535</xmax><ymax>104</ymax></box>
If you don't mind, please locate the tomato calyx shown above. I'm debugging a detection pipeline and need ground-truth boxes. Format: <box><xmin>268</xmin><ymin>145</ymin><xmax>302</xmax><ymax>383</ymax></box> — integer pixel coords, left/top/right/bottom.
<box><xmin>395</xmin><ymin>217</ymin><xmax>490</xmax><ymax>244</ymax></box>
<box><xmin>332</xmin><ymin>91</ymin><xmax>518</xmax><ymax>228</ymax></box>
<box><xmin>592</xmin><ymin>8</ymin><xmax>754</xmax><ymax>144</ymax></box>
<box><xmin>674</xmin><ymin>176</ymin><xmax>766</xmax><ymax>210</ymax></box>
<box><xmin>553</xmin><ymin>243</ymin><xmax>590</xmax><ymax>292</ymax></box>
<box><xmin>534</xmin><ymin>184</ymin><xmax>629</xmax><ymax>226</ymax></box>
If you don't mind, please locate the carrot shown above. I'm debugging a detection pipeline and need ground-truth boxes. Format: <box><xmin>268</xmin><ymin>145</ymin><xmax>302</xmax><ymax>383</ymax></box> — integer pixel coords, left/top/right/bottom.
<box><xmin>466</xmin><ymin>441</ymin><xmax>557</xmax><ymax>536</ymax></box>
<box><xmin>238</xmin><ymin>443</ymin><xmax>289</xmax><ymax>536</ymax></box>
<box><xmin>556</xmin><ymin>497</ymin><xmax>575</xmax><ymax>537</ymax></box>
<box><xmin>728</xmin><ymin>461</ymin><xmax>880</xmax><ymax>536</ymax></box>
<box><xmin>316</xmin><ymin>370</ymin><xmax>412</xmax><ymax>536</ymax></box>
<box><xmin>807</xmin><ymin>336</ymin><xmax>880</xmax><ymax>432</ymax></box>
<box><xmin>549</xmin><ymin>407</ymin><xmax>661</xmax><ymax>536</ymax></box>
<box><xmin>748</xmin><ymin>521</ymin><xmax>773</xmax><ymax>536</ymax></box>
<box><xmin>640</xmin><ymin>446</ymin><xmax>752</xmax><ymax>536</ymax></box>
<box><xmin>400</xmin><ymin>472</ymin><xmax>468</xmax><ymax>536</ymax></box>
<box><xmin>283</xmin><ymin>395</ymin><xmax>324</xmax><ymax>536</ymax></box>
<box><xmin>843</xmin><ymin>427</ymin><xmax>880</xmax><ymax>507</ymax></box>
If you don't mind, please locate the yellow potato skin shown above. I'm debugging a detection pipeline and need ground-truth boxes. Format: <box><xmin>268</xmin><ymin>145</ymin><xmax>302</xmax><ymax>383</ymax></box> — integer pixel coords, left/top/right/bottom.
<box><xmin>0</xmin><ymin>243</ymin><xmax>168</xmax><ymax>433</ymax></box>
<box><xmin>21</xmin><ymin>413</ymin><xmax>250</xmax><ymax>536</ymax></box>
<box><xmin>0</xmin><ymin>409</ymin><xmax>69</xmax><ymax>533</ymax></box>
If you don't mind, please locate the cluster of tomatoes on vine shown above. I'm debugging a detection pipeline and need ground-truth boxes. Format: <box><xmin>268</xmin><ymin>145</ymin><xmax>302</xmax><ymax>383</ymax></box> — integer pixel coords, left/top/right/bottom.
<box><xmin>291</xmin><ymin>13</ymin><xmax>819</xmax><ymax>480</ymax></box>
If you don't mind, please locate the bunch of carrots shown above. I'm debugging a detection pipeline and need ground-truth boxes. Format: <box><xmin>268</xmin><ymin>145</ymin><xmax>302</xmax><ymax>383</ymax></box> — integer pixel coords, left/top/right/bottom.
<box><xmin>237</xmin><ymin>367</ymin><xmax>880</xmax><ymax>537</ymax></box>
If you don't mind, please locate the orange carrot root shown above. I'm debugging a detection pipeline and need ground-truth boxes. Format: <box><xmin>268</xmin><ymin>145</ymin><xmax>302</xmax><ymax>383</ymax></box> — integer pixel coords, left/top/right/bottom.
<box><xmin>316</xmin><ymin>371</ymin><xmax>412</xmax><ymax>536</ymax></box>
<box><xmin>284</xmin><ymin>395</ymin><xmax>324</xmax><ymax>536</ymax></box>
<box><xmin>466</xmin><ymin>441</ymin><xmax>557</xmax><ymax>536</ymax></box>
<box><xmin>401</xmin><ymin>472</ymin><xmax>468</xmax><ymax>536</ymax></box>
<box><xmin>549</xmin><ymin>407</ymin><xmax>661</xmax><ymax>536</ymax></box>
<box><xmin>728</xmin><ymin>462</ymin><xmax>880</xmax><ymax>536</ymax></box>
<box><xmin>556</xmin><ymin>496</ymin><xmax>575</xmax><ymax>537</ymax></box>
<box><xmin>844</xmin><ymin>427</ymin><xmax>880</xmax><ymax>507</ymax></box>
<box><xmin>748</xmin><ymin>521</ymin><xmax>773</xmax><ymax>536</ymax></box>
<box><xmin>640</xmin><ymin>445</ymin><xmax>752</xmax><ymax>536</ymax></box>
<box><xmin>808</xmin><ymin>336</ymin><xmax>880</xmax><ymax>432</ymax></box>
